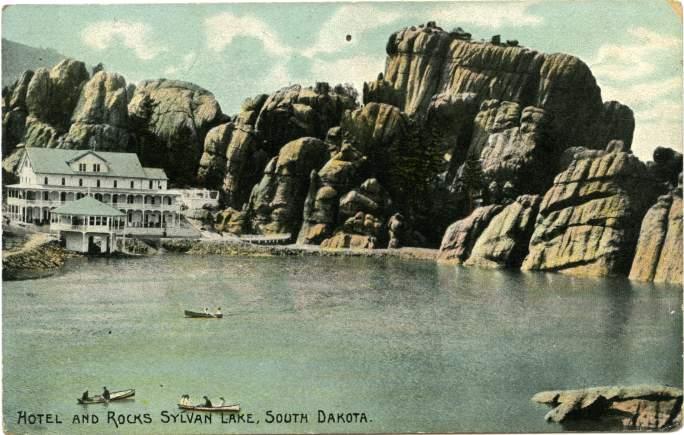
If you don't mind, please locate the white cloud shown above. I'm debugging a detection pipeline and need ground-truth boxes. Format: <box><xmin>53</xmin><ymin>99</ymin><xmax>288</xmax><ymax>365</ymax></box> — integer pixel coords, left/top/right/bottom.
<box><xmin>164</xmin><ymin>52</ymin><xmax>198</xmax><ymax>76</ymax></box>
<box><xmin>591</xmin><ymin>27</ymin><xmax>680</xmax><ymax>82</ymax></box>
<box><xmin>303</xmin><ymin>5</ymin><xmax>403</xmax><ymax>58</ymax></box>
<box><xmin>601</xmin><ymin>76</ymin><xmax>681</xmax><ymax>106</ymax></box>
<box><xmin>632</xmin><ymin>106</ymin><xmax>683</xmax><ymax>161</ymax></box>
<box><xmin>310</xmin><ymin>55</ymin><xmax>386</xmax><ymax>97</ymax></box>
<box><xmin>429</xmin><ymin>1</ymin><xmax>543</xmax><ymax>28</ymax></box>
<box><xmin>204</xmin><ymin>12</ymin><xmax>292</xmax><ymax>57</ymax></box>
<box><xmin>81</xmin><ymin>20</ymin><xmax>167</xmax><ymax>60</ymax></box>
<box><xmin>303</xmin><ymin>2</ymin><xmax>543</xmax><ymax>58</ymax></box>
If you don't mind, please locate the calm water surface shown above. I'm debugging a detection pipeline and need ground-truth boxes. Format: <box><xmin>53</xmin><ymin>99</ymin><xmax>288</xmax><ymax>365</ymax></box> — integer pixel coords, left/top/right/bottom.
<box><xmin>3</xmin><ymin>254</ymin><xmax>682</xmax><ymax>433</ymax></box>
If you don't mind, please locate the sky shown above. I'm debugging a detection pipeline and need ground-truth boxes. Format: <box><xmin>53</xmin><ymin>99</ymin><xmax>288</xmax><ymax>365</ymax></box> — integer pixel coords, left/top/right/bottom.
<box><xmin>2</xmin><ymin>0</ymin><xmax>682</xmax><ymax>161</ymax></box>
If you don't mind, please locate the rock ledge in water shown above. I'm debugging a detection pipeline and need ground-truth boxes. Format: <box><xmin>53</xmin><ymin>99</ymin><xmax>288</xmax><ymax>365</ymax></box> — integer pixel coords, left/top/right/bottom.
<box><xmin>532</xmin><ymin>385</ymin><xmax>683</xmax><ymax>430</ymax></box>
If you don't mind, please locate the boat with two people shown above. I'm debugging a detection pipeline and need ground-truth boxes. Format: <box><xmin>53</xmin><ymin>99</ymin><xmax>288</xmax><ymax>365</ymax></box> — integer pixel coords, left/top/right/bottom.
<box><xmin>184</xmin><ymin>307</ymin><xmax>223</xmax><ymax>319</ymax></box>
<box><xmin>178</xmin><ymin>395</ymin><xmax>239</xmax><ymax>412</ymax></box>
<box><xmin>78</xmin><ymin>387</ymin><xmax>135</xmax><ymax>404</ymax></box>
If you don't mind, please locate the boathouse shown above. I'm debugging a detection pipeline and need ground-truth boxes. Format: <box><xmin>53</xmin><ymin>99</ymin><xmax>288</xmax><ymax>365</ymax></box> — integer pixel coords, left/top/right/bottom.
<box><xmin>50</xmin><ymin>197</ymin><xmax>126</xmax><ymax>253</ymax></box>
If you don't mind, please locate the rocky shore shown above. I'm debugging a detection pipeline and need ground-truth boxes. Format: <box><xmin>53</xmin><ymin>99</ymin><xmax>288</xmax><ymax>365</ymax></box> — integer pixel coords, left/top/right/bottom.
<box><xmin>2</xmin><ymin>231</ymin><xmax>78</xmax><ymax>280</ymax></box>
<box><xmin>533</xmin><ymin>385</ymin><xmax>683</xmax><ymax>430</ymax></box>
<box><xmin>160</xmin><ymin>238</ymin><xmax>437</xmax><ymax>261</ymax></box>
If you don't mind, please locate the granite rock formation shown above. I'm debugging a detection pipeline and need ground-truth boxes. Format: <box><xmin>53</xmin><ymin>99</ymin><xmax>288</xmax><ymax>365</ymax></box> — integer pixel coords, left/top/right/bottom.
<box><xmin>438</xmin><ymin>205</ymin><xmax>503</xmax><ymax>263</ymax></box>
<box><xmin>464</xmin><ymin>194</ymin><xmax>540</xmax><ymax>268</ymax></box>
<box><xmin>128</xmin><ymin>79</ymin><xmax>226</xmax><ymax>185</ymax></box>
<box><xmin>533</xmin><ymin>385</ymin><xmax>683</xmax><ymax>430</ymax></box>
<box><xmin>522</xmin><ymin>142</ymin><xmax>657</xmax><ymax>277</ymax></box>
<box><xmin>63</xmin><ymin>71</ymin><xmax>131</xmax><ymax>150</ymax></box>
<box><xmin>245</xmin><ymin>137</ymin><xmax>329</xmax><ymax>235</ymax></box>
<box><xmin>196</xmin><ymin>84</ymin><xmax>358</xmax><ymax>208</ymax></box>
<box><xmin>629</xmin><ymin>183</ymin><xmax>682</xmax><ymax>284</ymax></box>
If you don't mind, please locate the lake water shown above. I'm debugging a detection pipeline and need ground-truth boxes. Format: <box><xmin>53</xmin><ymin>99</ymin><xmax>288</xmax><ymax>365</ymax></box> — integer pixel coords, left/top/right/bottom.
<box><xmin>3</xmin><ymin>254</ymin><xmax>682</xmax><ymax>433</ymax></box>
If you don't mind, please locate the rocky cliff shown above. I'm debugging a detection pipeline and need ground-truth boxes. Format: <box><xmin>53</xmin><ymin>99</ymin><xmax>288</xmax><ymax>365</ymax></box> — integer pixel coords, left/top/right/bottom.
<box><xmin>3</xmin><ymin>24</ymin><xmax>680</xmax><ymax>282</ymax></box>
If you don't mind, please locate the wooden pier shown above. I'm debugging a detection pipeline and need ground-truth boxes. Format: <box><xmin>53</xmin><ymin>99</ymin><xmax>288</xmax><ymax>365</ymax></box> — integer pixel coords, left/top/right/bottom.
<box><xmin>239</xmin><ymin>233</ymin><xmax>292</xmax><ymax>245</ymax></box>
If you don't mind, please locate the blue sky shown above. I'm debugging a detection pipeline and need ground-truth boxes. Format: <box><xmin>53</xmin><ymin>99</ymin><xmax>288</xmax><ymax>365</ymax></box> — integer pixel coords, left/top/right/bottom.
<box><xmin>2</xmin><ymin>1</ymin><xmax>682</xmax><ymax>160</ymax></box>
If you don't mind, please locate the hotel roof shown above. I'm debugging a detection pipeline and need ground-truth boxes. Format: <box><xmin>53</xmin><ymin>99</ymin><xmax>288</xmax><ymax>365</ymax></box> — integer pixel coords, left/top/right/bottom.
<box><xmin>24</xmin><ymin>148</ymin><xmax>168</xmax><ymax>179</ymax></box>
<box><xmin>52</xmin><ymin>196</ymin><xmax>125</xmax><ymax>217</ymax></box>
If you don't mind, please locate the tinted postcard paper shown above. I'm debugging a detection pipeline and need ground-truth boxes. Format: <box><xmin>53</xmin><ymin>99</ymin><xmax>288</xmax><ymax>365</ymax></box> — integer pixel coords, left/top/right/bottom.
<box><xmin>1</xmin><ymin>1</ymin><xmax>682</xmax><ymax>433</ymax></box>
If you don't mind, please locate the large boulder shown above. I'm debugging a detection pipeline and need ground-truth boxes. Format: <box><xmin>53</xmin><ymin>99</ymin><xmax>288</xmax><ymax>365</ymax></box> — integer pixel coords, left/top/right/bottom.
<box><xmin>532</xmin><ymin>385</ymin><xmax>683</xmax><ymax>430</ymax></box>
<box><xmin>475</xmin><ymin>101</ymin><xmax>555</xmax><ymax>195</ymax></box>
<box><xmin>438</xmin><ymin>204</ymin><xmax>503</xmax><ymax>263</ymax></box>
<box><xmin>196</xmin><ymin>122</ymin><xmax>265</xmax><ymax>209</ymax></box>
<box><xmin>372</xmin><ymin>23</ymin><xmax>633</xmax><ymax>152</ymax></box>
<box><xmin>254</xmin><ymin>83</ymin><xmax>357</xmax><ymax>155</ymax></box>
<box><xmin>522</xmin><ymin>143</ymin><xmax>657</xmax><ymax>277</ymax></box>
<box><xmin>63</xmin><ymin>71</ymin><xmax>131</xmax><ymax>150</ymax></box>
<box><xmin>464</xmin><ymin>195</ymin><xmax>541</xmax><ymax>268</ymax></box>
<box><xmin>128</xmin><ymin>79</ymin><xmax>225</xmax><ymax>185</ymax></box>
<box><xmin>2</xmin><ymin>70</ymin><xmax>33</xmax><ymax>155</ymax></box>
<box><xmin>246</xmin><ymin>137</ymin><xmax>329</xmax><ymax>235</ymax></box>
<box><xmin>296</xmin><ymin>144</ymin><xmax>368</xmax><ymax>245</ymax></box>
<box><xmin>25</xmin><ymin>59</ymin><xmax>89</xmax><ymax>132</ymax></box>
<box><xmin>629</xmin><ymin>189</ymin><xmax>682</xmax><ymax>284</ymax></box>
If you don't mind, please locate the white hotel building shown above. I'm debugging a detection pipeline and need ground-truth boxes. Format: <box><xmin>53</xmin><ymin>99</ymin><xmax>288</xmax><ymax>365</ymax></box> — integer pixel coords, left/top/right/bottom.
<box><xmin>5</xmin><ymin>148</ymin><xmax>185</xmax><ymax>251</ymax></box>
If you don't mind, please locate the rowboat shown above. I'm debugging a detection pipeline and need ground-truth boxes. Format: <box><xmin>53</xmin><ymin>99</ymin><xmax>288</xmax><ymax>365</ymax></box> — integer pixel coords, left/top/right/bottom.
<box><xmin>178</xmin><ymin>403</ymin><xmax>240</xmax><ymax>412</ymax></box>
<box><xmin>184</xmin><ymin>310</ymin><xmax>223</xmax><ymax>318</ymax></box>
<box><xmin>77</xmin><ymin>389</ymin><xmax>135</xmax><ymax>404</ymax></box>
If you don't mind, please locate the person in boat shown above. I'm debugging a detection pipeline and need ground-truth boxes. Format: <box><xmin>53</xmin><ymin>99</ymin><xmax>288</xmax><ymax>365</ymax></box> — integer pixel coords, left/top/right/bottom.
<box><xmin>81</xmin><ymin>390</ymin><xmax>89</xmax><ymax>401</ymax></box>
<box><xmin>202</xmin><ymin>396</ymin><xmax>213</xmax><ymax>407</ymax></box>
<box><xmin>218</xmin><ymin>397</ymin><xmax>225</xmax><ymax>407</ymax></box>
<box><xmin>103</xmin><ymin>387</ymin><xmax>110</xmax><ymax>401</ymax></box>
<box><xmin>204</xmin><ymin>307</ymin><xmax>209</xmax><ymax>315</ymax></box>
<box><xmin>216</xmin><ymin>307</ymin><xmax>222</xmax><ymax>316</ymax></box>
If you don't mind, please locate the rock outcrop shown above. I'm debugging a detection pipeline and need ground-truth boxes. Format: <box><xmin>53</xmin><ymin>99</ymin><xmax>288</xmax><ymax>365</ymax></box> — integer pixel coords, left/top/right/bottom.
<box><xmin>63</xmin><ymin>71</ymin><xmax>131</xmax><ymax>150</ymax></box>
<box><xmin>438</xmin><ymin>205</ymin><xmax>503</xmax><ymax>263</ymax></box>
<box><xmin>246</xmin><ymin>137</ymin><xmax>329</xmax><ymax>235</ymax></box>
<box><xmin>255</xmin><ymin>83</ymin><xmax>358</xmax><ymax>155</ymax></box>
<box><xmin>522</xmin><ymin>142</ymin><xmax>657</xmax><ymax>277</ymax></box>
<box><xmin>532</xmin><ymin>385</ymin><xmax>683</xmax><ymax>430</ymax></box>
<box><xmin>629</xmin><ymin>185</ymin><xmax>682</xmax><ymax>284</ymax></box>
<box><xmin>373</xmin><ymin>23</ymin><xmax>629</xmax><ymax>151</ymax></box>
<box><xmin>196</xmin><ymin>84</ymin><xmax>358</xmax><ymax>207</ymax></box>
<box><xmin>464</xmin><ymin>194</ymin><xmax>540</xmax><ymax>268</ymax></box>
<box><xmin>128</xmin><ymin>79</ymin><xmax>226</xmax><ymax>184</ymax></box>
<box><xmin>2</xmin><ymin>70</ymin><xmax>33</xmax><ymax>155</ymax></box>
<box><xmin>25</xmin><ymin>59</ymin><xmax>90</xmax><ymax>135</ymax></box>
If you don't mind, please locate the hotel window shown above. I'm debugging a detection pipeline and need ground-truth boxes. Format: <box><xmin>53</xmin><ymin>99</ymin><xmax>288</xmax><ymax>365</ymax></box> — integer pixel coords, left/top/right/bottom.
<box><xmin>97</xmin><ymin>180</ymin><xmax>101</xmax><ymax>187</ymax></box>
<box><xmin>44</xmin><ymin>177</ymin><xmax>48</xmax><ymax>184</ymax></box>
<box><xmin>114</xmin><ymin>180</ymin><xmax>118</xmax><ymax>188</ymax></box>
<box><xmin>61</xmin><ymin>178</ymin><xmax>65</xmax><ymax>186</ymax></box>
<box><xmin>79</xmin><ymin>179</ymin><xmax>83</xmax><ymax>187</ymax></box>
<box><xmin>93</xmin><ymin>163</ymin><xmax>101</xmax><ymax>172</ymax></box>
<box><xmin>113</xmin><ymin>195</ymin><xmax>118</xmax><ymax>204</ymax></box>
<box><xmin>79</xmin><ymin>163</ymin><xmax>86</xmax><ymax>171</ymax></box>
<box><xmin>149</xmin><ymin>180</ymin><xmax>153</xmax><ymax>189</ymax></box>
<box><xmin>43</xmin><ymin>192</ymin><xmax>49</xmax><ymax>200</ymax></box>
<box><xmin>130</xmin><ymin>181</ymin><xmax>135</xmax><ymax>189</ymax></box>
<box><xmin>127</xmin><ymin>196</ymin><xmax>134</xmax><ymax>204</ymax></box>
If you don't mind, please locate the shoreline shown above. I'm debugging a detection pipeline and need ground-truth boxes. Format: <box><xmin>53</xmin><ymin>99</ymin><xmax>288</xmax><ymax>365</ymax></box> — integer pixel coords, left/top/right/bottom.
<box><xmin>159</xmin><ymin>238</ymin><xmax>439</xmax><ymax>262</ymax></box>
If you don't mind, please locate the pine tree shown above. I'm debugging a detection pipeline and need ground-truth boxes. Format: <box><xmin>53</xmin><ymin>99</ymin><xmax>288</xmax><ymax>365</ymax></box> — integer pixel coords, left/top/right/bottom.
<box><xmin>461</xmin><ymin>154</ymin><xmax>484</xmax><ymax>212</ymax></box>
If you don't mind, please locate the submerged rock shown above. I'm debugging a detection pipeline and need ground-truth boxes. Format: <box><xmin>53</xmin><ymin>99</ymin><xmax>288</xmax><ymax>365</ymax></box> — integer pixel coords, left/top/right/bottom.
<box><xmin>532</xmin><ymin>385</ymin><xmax>683</xmax><ymax>430</ymax></box>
